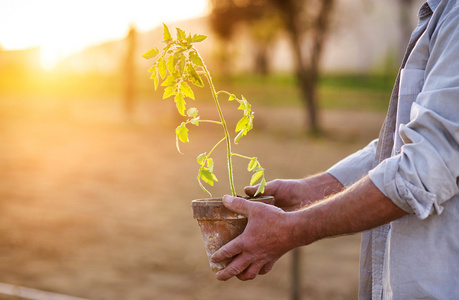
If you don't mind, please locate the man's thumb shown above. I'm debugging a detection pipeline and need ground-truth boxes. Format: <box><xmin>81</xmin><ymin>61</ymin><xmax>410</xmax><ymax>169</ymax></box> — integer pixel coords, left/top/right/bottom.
<box><xmin>222</xmin><ymin>195</ymin><xmax>251</xmax><ymax>216</ymax></box>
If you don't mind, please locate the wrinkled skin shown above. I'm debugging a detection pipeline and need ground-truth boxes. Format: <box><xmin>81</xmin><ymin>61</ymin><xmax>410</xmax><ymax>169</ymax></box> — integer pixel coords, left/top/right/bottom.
<box><xmin>211</xmin><ymin>174</ymin><xmax>406</xmax><ymax>281</ymax></box>
<box><xmin>245</xmin><ymin>173</ymin><xmax>344</xmax><ymax>212</ymax></box>
<box><xmin>211</xmin><ymin>173</ymin><xmax>343</xmax><ymax>281</ymax></box>
<box><xmin>211</xmin><ymin>195</ymin><xmax>293</xmax><ymax>281</ymax></box>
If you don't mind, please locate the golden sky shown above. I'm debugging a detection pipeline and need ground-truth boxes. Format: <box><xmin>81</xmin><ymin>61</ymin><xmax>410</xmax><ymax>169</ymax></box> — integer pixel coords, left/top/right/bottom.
<box><xmin>0</xmin><ymin>0</ymin><xmax>209</xmax><ymax>69</ymax></box>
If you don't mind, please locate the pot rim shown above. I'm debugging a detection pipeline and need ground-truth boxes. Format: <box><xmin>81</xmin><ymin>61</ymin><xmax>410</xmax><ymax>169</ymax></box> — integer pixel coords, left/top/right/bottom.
<box><xmin>191</xmin><ymin>195</ymin><xmax>274</xmax><ymax>203</ymax></box>
<box><xmin>191</xmin><ymin>195</ymin><xmax>275</xmax><ymax>220</ymax></box>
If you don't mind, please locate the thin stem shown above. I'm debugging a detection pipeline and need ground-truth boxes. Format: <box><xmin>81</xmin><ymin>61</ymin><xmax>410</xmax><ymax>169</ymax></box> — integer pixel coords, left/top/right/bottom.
<box><xmin>231</xmin><ymin>153</ymin><xmax>253</xmax><ymax>160</ymax></box>
<box><xmin>197</xmin><ymin>50</ymin><xmax>237</xmax><ymax>196</ymax></box>
<box><xmin>216</xmin><ymin>90</ymin><xmax>233</xmax><ymax>97</ymax></box>
<box><xmin>208</xmin><ymin>137</ymin><xmax>226</xmax><ymax>158</ymax></box>
<box><xmin>198</xmin><ymin>120</ymin><xmax>223</xmax><ymax>125</ymax></box>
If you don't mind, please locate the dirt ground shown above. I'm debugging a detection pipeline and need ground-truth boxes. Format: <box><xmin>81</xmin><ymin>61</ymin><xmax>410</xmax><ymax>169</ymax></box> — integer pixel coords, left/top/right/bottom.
<box><xmin>0</xmin><ymin>95</ymin><xmax>385</xmax><ymax>300</ymax></box>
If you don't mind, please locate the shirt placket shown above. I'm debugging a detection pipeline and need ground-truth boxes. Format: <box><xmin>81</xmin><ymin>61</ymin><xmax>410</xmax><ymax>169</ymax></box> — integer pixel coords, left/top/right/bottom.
<box><xmin>368</xmin><ymin>3</ymin><xmax>433</xmax><ymax>299</ymax></box>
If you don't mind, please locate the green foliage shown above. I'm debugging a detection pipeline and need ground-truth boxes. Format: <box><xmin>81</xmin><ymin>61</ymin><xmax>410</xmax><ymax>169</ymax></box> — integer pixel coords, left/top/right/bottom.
<box><xmin>143</xmin><ymin>24</ymin><xmax>266</xmax><ymax>197</ymax></box>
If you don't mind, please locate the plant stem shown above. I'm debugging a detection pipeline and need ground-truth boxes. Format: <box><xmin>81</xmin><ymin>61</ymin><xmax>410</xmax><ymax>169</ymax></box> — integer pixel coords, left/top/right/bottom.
<box><xmin>199</xmin><ymin>54</ymin><xmax>237</xmax><ymax>196</ymax></box>
<box><xmin>231</xmin><ymin>153</ymin><xmax>253</xmax><ymax>160</ymax></box>
<box><xmin>198</xmin><ymin>120</ymin><xmax>223</xmax><ymax>125</ymax></box>
<box><xmin>208</xmin><ymin>137</ymin><xmax>227</xmax><ymax>158</ymax></box>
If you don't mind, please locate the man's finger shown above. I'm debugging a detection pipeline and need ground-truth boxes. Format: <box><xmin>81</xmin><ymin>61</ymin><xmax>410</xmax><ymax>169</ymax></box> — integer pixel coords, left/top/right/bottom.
<box><xmin>244</xmin><ymin>185</ymin><xmax>260</xmax><ymax>197</ymax></box>
<box><xmin>221</xmin><ymin>195</ymin><xmax>256</xmax><ymax>216</ymax></box>
<box><xmin>236</xmin><ymin>260</ymin><xmax>266</xmax><ymax>281</ymax></box>
<box><xmin>211</xmin><ymin>237</ymin><xmax>242</xmax><ymax>263</ymax></box>
<box><xmin>259</xmin><ymin>260</ymin><xmax>276</xmax><ymax>275</ymax></box>
<box><xmin>244</xmin><ymin>179</ymin><xmax>279</xmax><ymax>197</ymax></box>
<box><xmin>216</xmin><ymin>253</ymin><xmax>252</xmax><ymax>281</ymax></box>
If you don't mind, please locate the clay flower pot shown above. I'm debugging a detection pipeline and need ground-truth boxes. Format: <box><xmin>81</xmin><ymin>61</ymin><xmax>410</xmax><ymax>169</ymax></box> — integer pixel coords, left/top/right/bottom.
<box><xmin>191</xmin><ymin>196</ymin><xmax>275</xmax><ymax>272</ymax></box>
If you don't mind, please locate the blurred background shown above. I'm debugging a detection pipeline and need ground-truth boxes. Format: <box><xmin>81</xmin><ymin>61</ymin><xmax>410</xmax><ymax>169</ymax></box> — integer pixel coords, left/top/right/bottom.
<box><xmin>0</xmin><ymin>0</ymin><xmax>422</xmax><ymax>299</ymax></box>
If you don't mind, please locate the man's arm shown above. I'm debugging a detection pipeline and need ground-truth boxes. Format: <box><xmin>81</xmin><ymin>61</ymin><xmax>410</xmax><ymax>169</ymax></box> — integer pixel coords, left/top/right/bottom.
<box><xmin>245</xmin><ymin>172</ymin><xmax>344</xmax><ymax>211</ymax></box>
<box><xmin>295</xmin><ymin>176</ymin><xmax>406</xmax><ymax>242</ymax></box>
<box><xmin>212</xmin><ymin>176</ymin><xmax>407</xmax><ymax>281</ymax></box>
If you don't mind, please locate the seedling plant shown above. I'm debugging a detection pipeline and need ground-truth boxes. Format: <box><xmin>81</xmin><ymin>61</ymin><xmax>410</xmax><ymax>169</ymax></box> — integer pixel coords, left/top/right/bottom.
<box><xmin>142</xmin><ymin>24</ymin><xmax>266</xmax><ymax>197</ymax></box>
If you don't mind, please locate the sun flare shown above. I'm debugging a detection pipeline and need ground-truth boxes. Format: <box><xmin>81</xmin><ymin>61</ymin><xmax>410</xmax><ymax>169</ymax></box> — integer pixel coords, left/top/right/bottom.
<box><xmin>40</xmin><ymin>46</ymin><xmax>62</xmax><ymax>71</ymax></box>
<box><xmin>0</xmin><ymin>0</ymin><xmax>209</xmax><ymax>72</ymax></box>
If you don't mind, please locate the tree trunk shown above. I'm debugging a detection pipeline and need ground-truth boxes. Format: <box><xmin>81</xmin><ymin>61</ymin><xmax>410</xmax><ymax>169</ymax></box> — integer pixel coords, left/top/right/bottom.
<box><xmin>300</xmin><ymin>69</ymin><xmax>320</xmax><ymax>134</ymax></box>
<box><xmin>279</xmin><ymin>1</ymin><xmax>321</xmax><ymax>133</ymax></box>
<box><xmin>274</xmin><ymin>0</ymin><xmax>335</xmax><ymax>134</ymax></box>
<box><xmin>254</xmin><ymin>43</ymin><xmax>269</xmax><ymax>75</ymax></box>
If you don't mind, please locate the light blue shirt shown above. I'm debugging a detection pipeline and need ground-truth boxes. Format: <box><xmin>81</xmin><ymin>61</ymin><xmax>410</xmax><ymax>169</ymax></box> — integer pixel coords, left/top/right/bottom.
<box><xmin>327</xmin><ymin>0</ymin><xmax>459</xmax><ymax>298</ymax></box>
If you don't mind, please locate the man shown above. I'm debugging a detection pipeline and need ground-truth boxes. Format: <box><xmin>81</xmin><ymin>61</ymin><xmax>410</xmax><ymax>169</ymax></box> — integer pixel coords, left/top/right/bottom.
<box><xmin>211</xmin><ymin>0</ymin><xmax>459</xmax><ymax>298</ymax></box>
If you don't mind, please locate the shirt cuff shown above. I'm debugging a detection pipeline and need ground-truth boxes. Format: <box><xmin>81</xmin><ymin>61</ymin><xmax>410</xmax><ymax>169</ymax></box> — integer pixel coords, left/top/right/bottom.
<box><xmin>369</xmin><ymin>156</ymin><xmax>441</xmax><ymax>219</ymax></box>
<box><xmin>327</xmin><ymin>139</ymin><xmax>378</xmax><ymax>187</ymax></box>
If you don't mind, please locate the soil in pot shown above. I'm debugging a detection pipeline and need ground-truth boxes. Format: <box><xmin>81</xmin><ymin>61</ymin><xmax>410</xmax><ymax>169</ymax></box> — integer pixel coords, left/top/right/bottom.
<box><xmin>191</xmin><ymin>196</ymin><xmax>275</xmax><ymax>272</ymax></box>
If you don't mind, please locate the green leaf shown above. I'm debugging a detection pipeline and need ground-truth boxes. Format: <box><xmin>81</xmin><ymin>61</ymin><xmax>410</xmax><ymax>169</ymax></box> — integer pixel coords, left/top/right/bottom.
<box><xmin>190</xmin><ymin>117</ymin><xmax>200</xmax><ymax>126</ymax></box>
<box><xmin>177</xmin><ymin>53</ymin><xmax>186</xmax><ymax>74</ymax></box>
<box><xmin>234</xmin><ymin>115</ymin><xmax>253</xmax><ymax>144</ymax></box>
<box><xmin>189</xmin><ymin>51</ymin><xmax>203</xmax><ymax>67</ymax></box>
<box><xmin>176</xmin><ymin>122</ymin><xmax>189</xmax><ymax>143</ymax></box>
<box><xmin>150</xmin><ymin>70</ymin><xmax>159</xmax><ymax>90</ymax></box>
<box><xmin>163</xmin><ymin>85</ymin><xmax>176</xmax><ymax>99</ymax></box>
<box><xmin>161</xmin><ymin>75</ymin><xmax>176</xmax><ymax>87</ymax></box>
<box><xmin>187</xmin><ymin>34</ymin><xmax>193</xmax><ymax>46</ymax></box>
<box><xmin>254</xmin><ymin>177</ymin><xmax>267</xmax><ymax>196</ymax></box>
<box><xmin>234</xmin><ymin>130</ymin><xmax>245</xmax><ymax>145</ymax></box>
<box><xmin>142</xmin><ymin>48</ymin><xmax>159</xmax><ymax>59</ymax></box>
<box><xmin>187</xmin><ymin>64</ymin><xmax>204</xmax><ymax>87</ymax></box>
<box><xmin>248</xmin><ymin>157</ymin><xmax>258</xmax><ymax>171</ymax></box>
<box><xmin>154</xmin><ymin>74</ymin><xmax>159</xmax><ymax>91</ymax></box>
<box><xmin>167</xmin><ymin>55</ymin><xmax>175</xmax><ymax>74</ymax></box>
<box><xmin>199</xmin><ymin>168</ymin><xmax>218</xmax><ymax>186</ymax></box>
<box><xmin>191</xmin><ymin>34</ymin><xmax>207</xmax><ymax>43</ymax></box>
<box><xmin>250</xmin><ymin>170</ymin><xmax>264</xmax><ymax>186</ymax></box>
<box><xmin>187</xmin><ymin>107</ymin><xmax>198</xmax><ymax>117</ymax></box>
<box><xmin>163</xmin><ymin>23</ymin><xmax>172</xmax><ymax>42</ymax></box>
<box><xmin>228</xmin><ymin>94</ymin><xmax>236</xmax><ymax>101</ymax></box>
<box><xmin>197</xmin><ymin>153</ymin><xmax>206</xmax><ymax>165</ymax></box>
<box><xmin>238</xmin><ymin>100</ymin><xmax>251</xmax><ymax>113</ymax></box>
<box><xmin>197</xmin><ymin>176</ymin><xmax>212</xmax><ymax>196</ymax></box>
<box><xmin>207</xmin><ymin>158</ymin><xmax>214</xmax><ymax>172</ymax></box>
<box><xmin>180</xmin><ymin>82</ymin><xmax>195</xmax><ymax>100</ymax></box>
<box><xmin>174</xmin><ymin>93</ymin><xmax>186</xmax><ymax>116</ymax></box>
<box><xmin>157</xmin><ymin>58</ymin><xmax>167</xmax><ymax>79</ymax></box>
<box><xmin>235</xmin><ymin>116</ymin><xmax>250</xmax><ymax>132</ymax></box>
<box><xmin>177</xmin><ymin>27</ymin><xmax>186</xmax><ymax>40</ymax></box>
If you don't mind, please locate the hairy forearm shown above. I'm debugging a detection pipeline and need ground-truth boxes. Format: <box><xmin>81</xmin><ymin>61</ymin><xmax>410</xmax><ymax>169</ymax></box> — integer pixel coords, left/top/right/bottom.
<box><xmin>291</xmin><ymin>176</ymin><xmax>407</xmax><ymax>246</ymax></box>
<box><xmin>245</xmin><ymin>172</ymin><xmax>345</xmax><ymax>212</ymax></box>
<box><xmin>298</xmin><ymin>172</ymin><xmax>344</xmax><ymax>202</ymax></box>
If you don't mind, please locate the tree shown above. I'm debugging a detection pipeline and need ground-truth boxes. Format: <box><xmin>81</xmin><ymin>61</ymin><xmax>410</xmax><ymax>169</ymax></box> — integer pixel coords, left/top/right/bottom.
<box><xmin>247</xmin><ymin>9</ymin><xmax>282</xmax><ymax>75</ymax></box>
<box><xmin>209</xmin><ymin>0</ymin><xmax>336</xmax><ymax>134</ymax></box>
<box><xmin>209</xmin><ymin>0</ymin><xmax>267</xmax><ymax>74</ymax></box>
<box><xmin>273</xmin><ymin>0</ymin><xmax>335</xmax><ymax>134</ymax></box>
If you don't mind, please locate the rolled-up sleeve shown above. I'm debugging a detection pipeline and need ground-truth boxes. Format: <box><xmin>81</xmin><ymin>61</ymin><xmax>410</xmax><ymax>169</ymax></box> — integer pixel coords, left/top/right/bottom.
<box><xmin>327</xmin><ymin>139</ymin><xmax>378</xmax><ymax>187</ymax></box>
<box><xmin>369</xmin><ymin>9</ymin><xmax>459</xmax><ymax>220</ymax></box>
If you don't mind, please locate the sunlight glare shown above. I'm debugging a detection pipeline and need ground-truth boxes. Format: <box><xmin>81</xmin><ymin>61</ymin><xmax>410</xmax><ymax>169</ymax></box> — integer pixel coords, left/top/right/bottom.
<box><xmin>0</xmin><ymin>0</ymin><xmax>209</xmax><ymax>71</ymax></box>
<box><xmin>40</xmin><ymin>47</ymin><xmax>60</xmax><ymax>71</ymax></box>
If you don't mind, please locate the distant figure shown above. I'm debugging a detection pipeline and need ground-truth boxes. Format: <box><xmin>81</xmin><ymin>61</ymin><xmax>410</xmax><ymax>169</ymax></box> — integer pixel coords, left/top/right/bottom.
<box><xmin>124</xmin><ymin>25</ymin><xmax>137</xmax><ymax>119</ymax></box>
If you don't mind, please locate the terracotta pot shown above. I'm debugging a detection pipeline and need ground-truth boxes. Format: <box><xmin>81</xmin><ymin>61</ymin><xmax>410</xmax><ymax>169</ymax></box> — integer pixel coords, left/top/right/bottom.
<box><xmin>191</xmin><ymin>196</ymin><xmax>275</xmax><ymax>272</ymax></box>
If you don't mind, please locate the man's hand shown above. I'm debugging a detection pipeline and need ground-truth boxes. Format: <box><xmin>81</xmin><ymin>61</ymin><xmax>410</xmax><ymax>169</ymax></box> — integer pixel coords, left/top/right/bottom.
<box><xmin>211</xmin><ymin>195</ymin><xmax>299</xmax><ymax>281</ymax></box>
<box><xmin>212</xmin><ymin>176</ymin><xmax>407</xmax><ymax>282</ymax></box>
<box><xmin>245</xmin><ymin>172</ymin><xmax>344</xmax><ymax>211</ymax></box>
